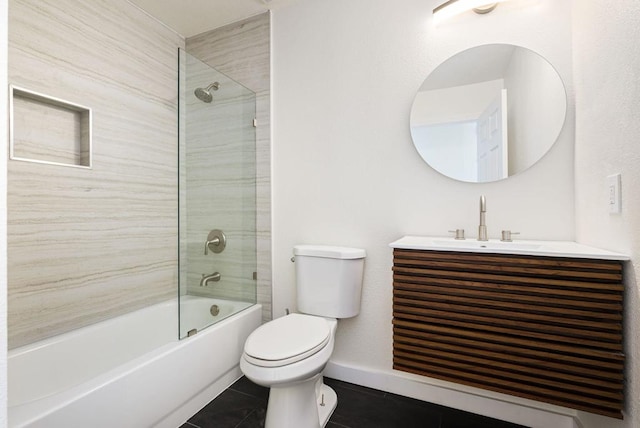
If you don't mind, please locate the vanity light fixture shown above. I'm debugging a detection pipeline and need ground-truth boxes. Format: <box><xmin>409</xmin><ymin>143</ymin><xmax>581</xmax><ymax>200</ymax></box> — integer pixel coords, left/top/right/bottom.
<box><xmin>433</xmin><ymin>0</ymin><xmax>515</xmax><ymax>24</ymax></box>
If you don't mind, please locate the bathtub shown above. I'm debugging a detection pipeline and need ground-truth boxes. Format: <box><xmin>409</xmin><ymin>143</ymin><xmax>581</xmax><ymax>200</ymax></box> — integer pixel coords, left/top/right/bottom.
<box><xmin>8</xmin><ymin>296</ymin><xmax>261</xmax><ymax>428</ymax></box>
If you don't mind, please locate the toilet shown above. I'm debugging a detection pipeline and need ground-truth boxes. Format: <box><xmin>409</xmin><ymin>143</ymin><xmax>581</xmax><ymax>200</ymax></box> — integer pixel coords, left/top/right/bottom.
<box><xmin>240</xmin><ymin>244</ymin><xmax>366</xmax><ymax>428</ymax></box>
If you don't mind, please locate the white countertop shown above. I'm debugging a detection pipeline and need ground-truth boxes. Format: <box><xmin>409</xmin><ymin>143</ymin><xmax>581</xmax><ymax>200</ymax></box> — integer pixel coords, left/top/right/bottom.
<box><xmin>390</xmin><ymin>236</ymin><xmax>630</xmax><ymax>261</ymax></box>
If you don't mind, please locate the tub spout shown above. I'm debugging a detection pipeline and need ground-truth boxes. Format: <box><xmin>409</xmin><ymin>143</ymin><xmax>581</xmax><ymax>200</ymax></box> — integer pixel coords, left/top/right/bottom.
<box><xmin>200</xmin><ymin>272</ymin><xmax>221</xmax><ymax>287</ymax></box>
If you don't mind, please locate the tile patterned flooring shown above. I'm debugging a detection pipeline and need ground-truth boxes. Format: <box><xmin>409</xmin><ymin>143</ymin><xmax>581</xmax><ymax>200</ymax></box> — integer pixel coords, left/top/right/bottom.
<box><xmin>180</xmin><ymin>376</ymin><xmax>529</xmax><ymax>428</ymax></box>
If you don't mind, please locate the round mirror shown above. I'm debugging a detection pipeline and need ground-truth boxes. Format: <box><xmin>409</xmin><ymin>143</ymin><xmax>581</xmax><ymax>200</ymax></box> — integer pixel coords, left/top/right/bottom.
<box><xmin>410</xmin><ymin>44</ymin><xmax>567</xmax><ymax>183</ymax></box>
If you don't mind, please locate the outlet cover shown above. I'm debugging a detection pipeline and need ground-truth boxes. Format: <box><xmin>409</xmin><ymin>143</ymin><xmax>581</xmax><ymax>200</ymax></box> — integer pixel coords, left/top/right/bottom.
<box><xmin>607</xmin><ymin>173</ymin><xmax>621</xmax><ymax>214</ymax></box>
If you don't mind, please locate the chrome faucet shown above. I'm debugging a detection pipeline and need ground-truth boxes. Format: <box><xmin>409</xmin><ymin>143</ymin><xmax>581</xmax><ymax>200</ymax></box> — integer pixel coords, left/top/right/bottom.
<box><xmin>478</xmin><ymin>195</ymin><xmax>488</xmax><ymax>241</ymax></box>
<box><xmin>200</xmin><ymin>272</ymin><xmax>221</xmax><ymax>287</ymax></box>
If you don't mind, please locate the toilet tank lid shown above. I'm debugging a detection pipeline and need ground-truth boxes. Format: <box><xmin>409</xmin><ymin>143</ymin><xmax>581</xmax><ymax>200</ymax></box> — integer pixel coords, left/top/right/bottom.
<box><xmin>294</xmin><ymin>245</ymin><xmax>366</xmax><ymax>259</ymax></box>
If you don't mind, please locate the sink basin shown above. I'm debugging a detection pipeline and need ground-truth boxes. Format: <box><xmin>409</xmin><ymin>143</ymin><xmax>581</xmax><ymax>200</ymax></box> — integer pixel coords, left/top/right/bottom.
<box><xmin>390</xmin><ymin>236</ymin><xmax>629</xmax><ymax>260</ymax></box>
<box><xmin>431</xmin><ymin>239</ymin><xmax>543</xmax><ymax>251</ymax></box>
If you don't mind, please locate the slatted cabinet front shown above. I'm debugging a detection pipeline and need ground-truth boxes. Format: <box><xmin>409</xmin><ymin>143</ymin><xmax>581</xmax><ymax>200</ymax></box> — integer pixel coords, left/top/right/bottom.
<box><xmin>392</xmin><ymin>249</ymin><xmax>624</xmax><ymax>419</ymax></box>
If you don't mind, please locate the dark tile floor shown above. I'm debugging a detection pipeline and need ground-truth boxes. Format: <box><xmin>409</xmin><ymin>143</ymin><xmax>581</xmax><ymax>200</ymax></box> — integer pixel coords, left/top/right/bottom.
<box><xmin>180</xmin><ymin>377</ymin><xmax>529</xmax><ymax>428</ymax></box>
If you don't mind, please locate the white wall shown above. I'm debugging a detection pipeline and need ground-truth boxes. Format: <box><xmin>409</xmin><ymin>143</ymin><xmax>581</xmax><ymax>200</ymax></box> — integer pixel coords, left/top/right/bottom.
<box><xmin>504</xmin><ymin>47</ymin><xmax>567</xmax><ymax>174</ymax></box>
<box><xmin>1</xmin><ymin>0</ymin><xmax>8</xmax><ymax>424</ymax></box>
<box><xmin>572</xmin><ymin>1</ymin><xmax>640</xmax><ymax>427</ymax></box>
<box><xmin>272</xmin><ymin>0</ymin><xmax>574</xmax><ymax>425</ymax></box>
<box><xmin>412</xmin><ymin>121</ymin><xmax>478</xmax><ymax>181</ymax></box>
<box><xmin>411</xmin><ymin>79</ymin><xmax>504</xmax><ymax>126</ymax></box>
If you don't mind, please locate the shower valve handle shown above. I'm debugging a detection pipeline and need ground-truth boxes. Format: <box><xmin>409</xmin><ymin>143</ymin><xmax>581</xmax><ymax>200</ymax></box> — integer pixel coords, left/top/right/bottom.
<box><xmin>204</xmin><ymin>238</ymin><xmax>220</xmax><ymax>255</ymax></box>
<box><xmin>204</xmin><ymin>229</ymin><xmax>227</xmax><ymax>255</ymax></box>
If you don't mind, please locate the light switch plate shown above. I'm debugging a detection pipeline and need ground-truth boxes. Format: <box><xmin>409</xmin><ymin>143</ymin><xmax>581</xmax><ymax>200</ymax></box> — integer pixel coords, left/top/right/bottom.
<box><xmin>607</xmin><ymin>173</ymin><xmax>621</xmax><ymax>214</ymax></box>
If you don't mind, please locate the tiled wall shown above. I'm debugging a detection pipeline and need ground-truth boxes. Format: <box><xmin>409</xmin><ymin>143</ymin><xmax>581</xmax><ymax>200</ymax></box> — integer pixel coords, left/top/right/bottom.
<box><xmin>7</xmin><ymin>0</ymin><xmax>184</xmax><ymax>348</ymax></box>
<box><xmin>186</xmin><ymin>13</ymin><xmax>272</xmax><ymax>322</ymax></box>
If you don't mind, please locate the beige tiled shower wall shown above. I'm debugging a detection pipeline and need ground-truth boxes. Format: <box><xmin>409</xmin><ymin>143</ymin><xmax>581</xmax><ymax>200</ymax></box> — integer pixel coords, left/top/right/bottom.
<box><xmin>186</xmin><ymin>13</ymin><xmax>272</xmax><ymax>323</ymax></box>
<box><xmin>7</xmin><ymin>0</ymin><xmax>185</xmax><ymax>348</ymax></box>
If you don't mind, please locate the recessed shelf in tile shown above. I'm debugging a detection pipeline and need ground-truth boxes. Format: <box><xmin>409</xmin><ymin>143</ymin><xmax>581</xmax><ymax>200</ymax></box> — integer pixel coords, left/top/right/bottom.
<box><xmin>9</xmin><ymin>85</ymin><xmax>92</xmax><ymax>168</ymax></box>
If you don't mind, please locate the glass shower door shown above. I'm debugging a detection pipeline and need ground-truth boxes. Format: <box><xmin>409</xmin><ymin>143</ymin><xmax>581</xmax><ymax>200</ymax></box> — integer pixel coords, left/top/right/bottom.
<box><xmin>178</xmin><ymin>49</ymin><xmax>257</xmax><ymax>338</ymax></box>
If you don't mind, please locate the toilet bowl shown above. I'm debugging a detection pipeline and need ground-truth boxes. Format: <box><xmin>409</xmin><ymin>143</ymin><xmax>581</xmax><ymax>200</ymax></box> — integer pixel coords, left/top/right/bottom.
<box><xmin>240</xmin><ymin>245</ymin><xmax>366</xmax><ymax>428</ymax></box>
<box><xmin>240</xmin><ymin>314</ymin><xmax>338</xmax><ymax>427</ymax></box>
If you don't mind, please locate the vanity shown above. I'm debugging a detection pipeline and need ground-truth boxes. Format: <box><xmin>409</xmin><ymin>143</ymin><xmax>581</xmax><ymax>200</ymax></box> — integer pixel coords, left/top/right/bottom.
<box><xmin>390</xmin><ymin>236</ymin><xmax>629</xmax><ymax>419</ymax></box>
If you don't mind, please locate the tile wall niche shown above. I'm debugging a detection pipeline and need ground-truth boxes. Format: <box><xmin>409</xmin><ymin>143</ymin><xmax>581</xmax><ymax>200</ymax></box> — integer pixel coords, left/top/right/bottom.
<box><xmin>7</xmin><ymin>0</ymin><xmax>184</xmax><ymax>348</ymax></box>
<box><xmin>186</xmin><ymin>13</ymin><xmax>272</xmax><ymax>322</ymax></box>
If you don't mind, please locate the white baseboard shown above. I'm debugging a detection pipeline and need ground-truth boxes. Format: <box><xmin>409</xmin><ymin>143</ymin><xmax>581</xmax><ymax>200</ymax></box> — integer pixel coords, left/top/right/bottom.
<box><xmin>324</xmin><ymin>360</ymin><xmax>581</xmax><ymax>428</ymax></box>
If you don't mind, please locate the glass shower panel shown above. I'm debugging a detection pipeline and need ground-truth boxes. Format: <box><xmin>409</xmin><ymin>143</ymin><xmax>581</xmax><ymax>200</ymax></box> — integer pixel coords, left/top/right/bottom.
<box><xmin>178</xmin><ymin>49</ymin><xmax>257</xmax><ymax>339</ymax></box>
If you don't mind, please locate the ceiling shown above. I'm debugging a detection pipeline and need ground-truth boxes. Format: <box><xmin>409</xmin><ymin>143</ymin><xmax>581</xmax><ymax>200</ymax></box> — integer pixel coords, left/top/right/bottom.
<box><xmin>128</xmin><ymin>0</ymin><xmax>291</xmax><ymax>38</ymax></box>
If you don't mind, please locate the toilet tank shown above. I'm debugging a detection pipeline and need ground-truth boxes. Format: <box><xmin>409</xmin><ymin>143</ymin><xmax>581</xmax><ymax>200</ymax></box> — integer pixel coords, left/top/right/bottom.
<box><xmin>294</xmin><ymin>245</ymin><xmax>366</xmax><ymax>319</ymax></box>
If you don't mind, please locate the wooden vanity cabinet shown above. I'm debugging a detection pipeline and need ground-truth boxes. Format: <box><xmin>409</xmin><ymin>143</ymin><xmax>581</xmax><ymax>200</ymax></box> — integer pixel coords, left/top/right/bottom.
<box><xmin>392</xmin><ymin>248</ymin><xmax>625</xmax><ymax>419</ymax></box>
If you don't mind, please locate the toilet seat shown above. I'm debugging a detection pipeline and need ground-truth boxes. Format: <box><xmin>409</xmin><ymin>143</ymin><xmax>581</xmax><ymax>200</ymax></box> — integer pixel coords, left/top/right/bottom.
<box><xmin>243</xmin><ymin>314</ymin><xmax>331</xmax><ymax>368</ymax></box>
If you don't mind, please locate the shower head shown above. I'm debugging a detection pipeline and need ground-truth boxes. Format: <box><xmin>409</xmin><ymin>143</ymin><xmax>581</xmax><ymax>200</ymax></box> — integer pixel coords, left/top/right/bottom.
<box><xmin>194</xmin><ymin>82</ymin><xmax>220</xmax><ymax>103</ymax></box>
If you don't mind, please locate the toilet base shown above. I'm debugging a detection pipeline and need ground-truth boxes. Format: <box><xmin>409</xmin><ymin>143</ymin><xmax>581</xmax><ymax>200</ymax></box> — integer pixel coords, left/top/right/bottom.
<box><xmin>317</xmin><ymin>382</ymin><xmax>337</xmax><ymax>426</ymax></box>
<box><xmin>264</xmin><ymin>374</ymin><xmax>337</xmax><ymax>428</ymax></box>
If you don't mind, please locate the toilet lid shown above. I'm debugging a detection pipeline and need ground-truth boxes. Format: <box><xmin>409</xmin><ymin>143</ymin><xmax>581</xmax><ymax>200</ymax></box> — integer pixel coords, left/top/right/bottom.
<box><xmin>244</xmin><ymin>314</ymin><xmax>331</xmax><ymax>367</ymax></box>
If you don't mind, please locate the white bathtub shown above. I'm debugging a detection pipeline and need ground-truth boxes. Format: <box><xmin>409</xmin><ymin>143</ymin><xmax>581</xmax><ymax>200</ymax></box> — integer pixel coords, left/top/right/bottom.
<box><xmin>8</xmin><ymin>296</ymin><xmax>261</xmax><ymax>428</ymax></box>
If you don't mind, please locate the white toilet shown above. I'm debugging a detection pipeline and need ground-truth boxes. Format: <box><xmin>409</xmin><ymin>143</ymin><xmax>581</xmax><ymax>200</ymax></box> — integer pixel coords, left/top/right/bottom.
<box><xmin>240</xmin><ymin>244</ymin><xmax>366</xmax><ymax>428</ymax></box>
